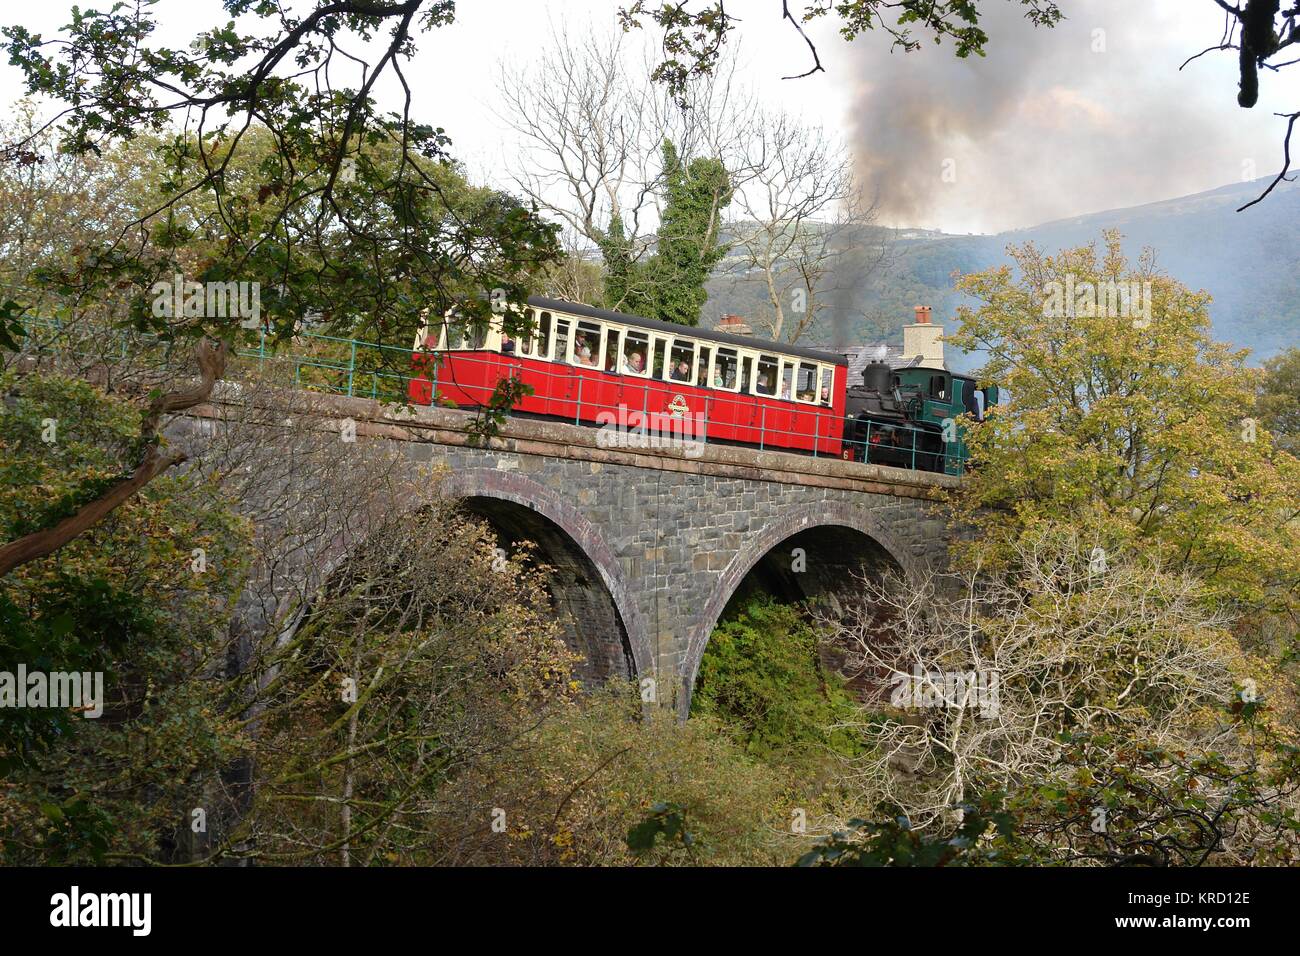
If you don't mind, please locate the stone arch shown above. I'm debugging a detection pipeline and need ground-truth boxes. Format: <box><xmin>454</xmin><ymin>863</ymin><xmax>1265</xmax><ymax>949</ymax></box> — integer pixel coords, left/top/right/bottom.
<box><xmin>679</xmin><ymin>502</ymin><xmax>920</xmax><ymax>715</ymax></box>
<box><xmin>439</xmin><ymin>468</ymin><xmax>652</xmax><ymax>684</ymax></box>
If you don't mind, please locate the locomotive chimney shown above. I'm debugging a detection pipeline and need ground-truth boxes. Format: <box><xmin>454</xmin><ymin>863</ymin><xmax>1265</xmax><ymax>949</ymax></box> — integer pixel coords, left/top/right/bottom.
<box><xmin>903</xmin><ymin>305</ymin><xmax>945</xmax><ymax>369</ymax></box>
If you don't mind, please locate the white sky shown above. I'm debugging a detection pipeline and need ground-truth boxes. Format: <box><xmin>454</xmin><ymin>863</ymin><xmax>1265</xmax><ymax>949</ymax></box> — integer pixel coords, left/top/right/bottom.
<box><xmin>2</xmin><ymin>1</ymin><xmax>1297</xmax><ymax>233</ymax></box>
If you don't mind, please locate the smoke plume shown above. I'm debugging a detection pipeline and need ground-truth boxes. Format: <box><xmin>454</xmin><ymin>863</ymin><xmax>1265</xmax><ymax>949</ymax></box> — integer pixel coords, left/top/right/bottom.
<box><xmin>844</xmin><ymin>1</ymin><xmax>1272</xmax><ymax>232</ymax></box>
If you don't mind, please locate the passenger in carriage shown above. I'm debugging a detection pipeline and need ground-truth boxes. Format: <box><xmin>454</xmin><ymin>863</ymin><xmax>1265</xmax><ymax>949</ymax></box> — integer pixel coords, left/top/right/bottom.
<box><xmin>820</xmin><ymin>386</ymin><xmax>831</xmax><ymax>405</ymax></box>
<box><xmin>670</xmin><ymin>359</ymin><xmax>691</xmax><ymax>382</ymax></box>
<box><xmin>575</xmin><ymin>336</ymin><xmax>598</xmax><ymax>366</ymax></box>
<box><xmin>501</xmin><ymin>335</ymin><xmax>515</xmax><ymax>355</ymax></box>
<box><xmin>623</xmin><ymin>349</ymin><xmax>646</xmax><ymax>374</ymax></box>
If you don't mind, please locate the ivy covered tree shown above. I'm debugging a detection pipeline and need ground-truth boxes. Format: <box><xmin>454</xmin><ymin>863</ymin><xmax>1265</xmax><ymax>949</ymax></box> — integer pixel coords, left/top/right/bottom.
<box><xmin>598</xmin><ymin>139</ymin><xmax>731</xmax><ymax>325</ymax></box>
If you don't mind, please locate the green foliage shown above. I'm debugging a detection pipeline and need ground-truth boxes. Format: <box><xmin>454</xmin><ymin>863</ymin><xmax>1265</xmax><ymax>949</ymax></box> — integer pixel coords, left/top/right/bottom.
<box><xmin>0</xmin><ymin>371</ymin><xmax>251</xmax><ymax>864</ymax></box>
<box><xmin>626</xmin><ymin>801</ymin><xmax>697</xmax><ymax>862</ymax></box>
<box><xmin>1260</xmin><ymin>346</ymin><xmax>1300</xmax><ymax>455</ymax></box>
<box><xmin>802</xmin><ymin>704</ymin><xmax>1300</xmax><ymax>866</ymax></box>
<box><xmin>997</xmin><ymin>723</ymin><xmax>1300</xmax><ymax>866</ymax></box>
<box><xmin>692</xmin><ymin>597</ymin><xmax>861</xmax><ymax>765</ymax></box>
<box><xmin>1</xmin><ymin>4</ymin><xmax>560</xmax><ymax>354</ymax></box>
<box><xmin>946</xmin><ymin>232</ymin><xmax>1300</xmax><ymax>614</ymax></box>
<box><xmin>435</xmin><ymin>687</ymin><xmax>808</xmax><ymax>865</ymax></box>
<box><xmin>798</xmin><ymin>796</ymin><xmax>1015</xmax><ymax>867</ymax></box>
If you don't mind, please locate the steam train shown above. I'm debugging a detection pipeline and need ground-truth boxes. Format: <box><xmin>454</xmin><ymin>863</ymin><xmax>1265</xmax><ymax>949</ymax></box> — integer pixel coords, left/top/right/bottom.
<box><xmin>407</xmin><ymin>296</ymin><xmax>1000</xmax><ymax>474</ymax></box>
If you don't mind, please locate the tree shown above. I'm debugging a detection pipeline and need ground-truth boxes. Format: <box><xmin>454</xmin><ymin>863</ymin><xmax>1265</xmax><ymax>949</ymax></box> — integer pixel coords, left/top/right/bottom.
<box><xmin>692</xmin><ymin>597</ymin><xmax>861</xmax><ymax>765</ymax></box>
<box><xmin>0</xmin><ymin>2</ymin><xmax>560</xmax><ymax>574</ymax></box>
<box><xmin>726</xmin><ymin>111</ymin><xmax>882</xmax><ymax>343</ymax></box>
<box><xmin>0</xmin><ymin>371</ymin><xmax>251</xmax><ymax>864</ymax></box>
<box><xmin>821</xmin><ymin>528</ymin><xmax>1256</xmax><ymax>830</ymax></box>
<box><xmin>500</xmin><ymin>25</ymin><xmax>889</xmax><ymax>334</ymax></box>
<box><xmin>945</xmin><ymin>232</ymin><xmax>1300</xmax><ymax>615</ymax></box>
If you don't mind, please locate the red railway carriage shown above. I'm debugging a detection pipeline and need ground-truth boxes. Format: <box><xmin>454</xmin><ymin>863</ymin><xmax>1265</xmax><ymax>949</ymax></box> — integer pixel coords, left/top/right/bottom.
<box><xmin>408</xmin><ymin>296</ymin><xmax>849</xmax><ymax>457</ymax></box>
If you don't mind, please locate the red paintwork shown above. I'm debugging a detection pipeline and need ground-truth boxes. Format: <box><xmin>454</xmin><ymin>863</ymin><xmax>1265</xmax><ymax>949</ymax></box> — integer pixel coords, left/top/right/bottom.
<box><xmin>408</xmin><ymin>346</ymin><xmax>847</xmax><ymax>457</ymax></box>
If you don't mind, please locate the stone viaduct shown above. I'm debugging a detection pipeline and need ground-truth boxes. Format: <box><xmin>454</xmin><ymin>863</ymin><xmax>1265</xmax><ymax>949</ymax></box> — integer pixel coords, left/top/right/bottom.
<box><xmin>172</xmin><ymin>387</ymin><xmax>957</xmax><ymax>714</ymax></box>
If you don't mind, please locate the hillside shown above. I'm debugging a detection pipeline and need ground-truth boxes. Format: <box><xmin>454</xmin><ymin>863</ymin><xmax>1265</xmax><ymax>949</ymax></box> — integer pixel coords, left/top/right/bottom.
<box><xmin>704</xmin><ymin>176</ymin><xmax>1300</xmax><ymax>367</ymax></box>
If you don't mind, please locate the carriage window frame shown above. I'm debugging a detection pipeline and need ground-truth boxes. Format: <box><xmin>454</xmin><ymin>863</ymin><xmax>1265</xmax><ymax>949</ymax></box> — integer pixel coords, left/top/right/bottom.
<box><xmin>713</xmin><ymin>347</ymin><xmax>740</xmax><ymax>392</ymax></box>
<box><xmin>604</xmin><ymin>326</ymin><xmax>622</xmax><ymax>373</ymax></box>
<box><xmin>651</xmin><ymin>337</ymin><xmax>669</xmax><ymax>380</ymax></box>
<box><xmin>779</xmin><ymin>360</ymin><xmax>795</xmax><ymax>402</ymax></box>
<box><xmin>740</xmin><ymin>354</ymin><xmax>755</xmax><ymax>394</ymax></box>
<box><xmin>554</xmin><ymin>317</ymin><xmax>572</xmax><ymax>365</ymax></box>
<box><xmin>795</xmin><ymin>362</ymin><xmax>819</xmax><ymax>405</ymax></box>
<box><xmin>573</xmin><ymin>319</ymin><xmax>603</xmax><ymax>369</ymax></box>
<box><xmin>536</xmin><ymin>311</ymin><xmax>553</xmax><ymax>360</ymax></box>
<box><xmin>754</xmin><ymin>353</ymin><xmax>779</xmax><ymax>397</ymax></box>
<box><xmin>622</xmin><ymin>330</ymin><xmax>650</xmax><ymax>377</ymax></box>
<box><xmin>515</xmin><ymin>308</ymin><xmax>536</xmax><ymax>357</ymax></box>
<box><xmin>696</xmin><ymin>345</ymin><xmax>712</xmax><ymax>388</ymax></box>
<box><xmin>668</xmin><ymin>338</ymin><xmax>696</xmax><ymax>385</ymax></box>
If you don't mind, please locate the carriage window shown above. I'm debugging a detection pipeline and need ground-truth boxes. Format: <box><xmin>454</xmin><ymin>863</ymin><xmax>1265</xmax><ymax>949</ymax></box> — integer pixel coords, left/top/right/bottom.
<box><xmin>554</xmin><ymin>319</ymin><xmax>571</xmax><ymax>364</ymax></box>
<box><xmin>819</xmin><ymin>366</ymin><xmax>833</xmax><ymax>405</ymax></box>
<box><xmin>466</xmin><ymin>321</ymin><xmax>489</xmax><ymax>350</ymax></box>
<box><xmin>604</xmin><ymin>329</ymin><xmax>621</xmax><ymax>372</ymax></box>
<box><xmin>516</xmin><ymin>308</ymin><xmax>535</xmax><ymax>356</ymax></box>
<box><xmin>622</xmin><ymin>331</ymin><xmax>649</xmax><ymax>375</ymax></box>
<box><xmin>696</xmin><ymin>346</ymin><xmax>712</xmax><ymax>387</ymax></box>
<box><xmin>796</xmin><ymin>362</ymin><xmax>818</xmax><ymax>403</ymax></box>
<box><xmin>779</xmin><ymin>362</ymin><xmax>794</xmax><ymax>401</ymax></box>
<box><xmin>537</xmin><ymin>311</ymin><xmax>552</xmax><ymax>359</ymax></box>
<box><xmin>668</xmin><ymin>339</ymin><xmax>695</xmax><ymax>383</ymax></box>
<box><xmin>741</xmin><ymin>355</ymin><xmax>754</xmax><ymax>393</ymax></box>
<box><xmin>715</xmin><ymin>348</ymin><xmax>739</xmax><ymax>390</ymax></box>
<box><xmin>574</xmin><ymin>320</ymin><xmax>602</xmax><ymax>368</ymax></box>
<box><xmin>929</xmin><ymin>374</ymin><xmax>949</xmax><ymax>401</ymax></box>
<box><xmin>755</xmin><ymin>354</ymin><xmax>779</xmax><ymax>397</ymax></box>
<box><xmin>421</xmin><ymin>320</ymin><xmax>446</xmax><ymax>351</ymax></box>
<box><xmin>652</xmin><ymin>339</ymin><xmax>668</xmax><ymax>379</ymax></box>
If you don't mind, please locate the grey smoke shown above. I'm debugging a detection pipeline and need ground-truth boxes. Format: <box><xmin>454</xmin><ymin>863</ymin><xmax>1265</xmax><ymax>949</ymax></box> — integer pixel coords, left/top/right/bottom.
<box><xmin>843</xmin><ymin>1</ymin><xmax>1265</xmax><ymax>232</ymax></box>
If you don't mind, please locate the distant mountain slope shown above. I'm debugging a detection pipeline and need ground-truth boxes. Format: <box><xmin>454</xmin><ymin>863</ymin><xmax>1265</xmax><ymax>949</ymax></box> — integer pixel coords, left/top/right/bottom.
<box><xmin>704</xmin><ymin>176</ymin><xmax>1300</xmax><ymax>366</ymax></box>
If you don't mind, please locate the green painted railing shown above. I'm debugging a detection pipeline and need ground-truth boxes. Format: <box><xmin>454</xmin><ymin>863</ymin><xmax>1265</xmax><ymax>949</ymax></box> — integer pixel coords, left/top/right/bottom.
<box><xmin>17</xmin><ymin>316</ymin><xmax>966</xmax><ymax>472</ymax></box>
<box><xmin>20</xmin><ymin>317</ymin><xmax>422</xmax><ymax>403</ymax></box>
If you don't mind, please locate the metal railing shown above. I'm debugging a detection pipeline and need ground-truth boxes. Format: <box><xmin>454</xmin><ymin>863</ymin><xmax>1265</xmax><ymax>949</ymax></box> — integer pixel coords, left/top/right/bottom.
<box><xmin>14</xmin><ymin>318</ymin><xmax>969</xmax><ymax>472</ymax></box>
